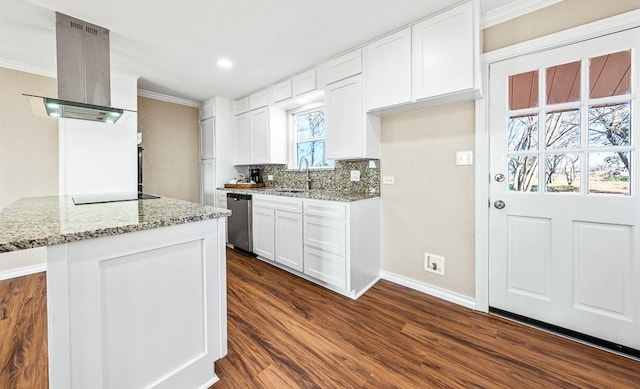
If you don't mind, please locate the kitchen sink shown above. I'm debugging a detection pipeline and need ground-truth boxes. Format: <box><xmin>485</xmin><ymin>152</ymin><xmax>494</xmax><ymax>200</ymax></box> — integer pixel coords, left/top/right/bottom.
<box><xmin>275</xmin><ymin>189</ymin><xmax>306</xmax><ymax>193</ymax></box>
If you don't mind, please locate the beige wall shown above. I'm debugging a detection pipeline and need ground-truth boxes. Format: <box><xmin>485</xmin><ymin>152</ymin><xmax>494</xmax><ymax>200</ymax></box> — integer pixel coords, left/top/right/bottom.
<box><xmin>484</xmin><ymin>0</ymin><xmax>640</xmax><ymax>52</ymax></box>
<box><xmin>379</xmin><ymin>1</ymin><xmax>640</xmax><ymax>299</ymax></box>
<box><xmin>137</xmin><ymin>96</ymin><xmax>200</xmax><ymax>203</ymax></box>
<box><xmin>0</xmin><ymin>67</ymin><xmax>58</xmax><ymax>209</ymax></box>
<box><xmin>381</xmin><ymin>102</ymin><xmax>476</xmax><ymax>297</ymax></box>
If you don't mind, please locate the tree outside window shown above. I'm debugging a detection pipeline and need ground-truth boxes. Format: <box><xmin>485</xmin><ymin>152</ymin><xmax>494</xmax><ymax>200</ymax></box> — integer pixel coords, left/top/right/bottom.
<box><xmin>294</xmin><ymin>108</ymin><xmax>334</xmax><ymax>168</ymax></box>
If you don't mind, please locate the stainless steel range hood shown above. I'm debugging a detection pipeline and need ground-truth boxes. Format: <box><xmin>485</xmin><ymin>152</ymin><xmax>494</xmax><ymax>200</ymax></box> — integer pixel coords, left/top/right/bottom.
<box><xmin>25</xmin><ymin>12</ymin><xmax>129</xmax><ymax>123</ymax></box>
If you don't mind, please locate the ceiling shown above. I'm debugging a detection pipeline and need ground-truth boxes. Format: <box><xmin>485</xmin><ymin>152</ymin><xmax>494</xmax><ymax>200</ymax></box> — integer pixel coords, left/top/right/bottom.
<box><xmin>0</xmin><ymin>0</ymin><xmax>531</xmax><ymax>103</ymax></box>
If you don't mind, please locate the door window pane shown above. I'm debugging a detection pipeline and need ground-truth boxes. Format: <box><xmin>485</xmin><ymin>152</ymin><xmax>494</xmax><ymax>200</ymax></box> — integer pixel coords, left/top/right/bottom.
<box><xmin>588</xmin><ymin>152</ymin><xmax>630</xmax><ymax>195</ymax></box>
<box><xmin>509</xmin><ymin>115</ymin><xmax>538</xmax><ymax>151</ymax></box>
<box><xmin>509</xmin><ymin>70</ymin><xmax>539</xmax><ymax>110</ymax></box>
<box><xmin>545</xmin><ymin>109</ymin><xmax>580</xmax><ymax>149</ymax></box>
<box><xmin>546</xmin><ymin>61</ymin><xmax>581</xmax><ymax>105</ymax></box>
<box><xmin>590</xmin><ymin>50</ymin><xmax>631</xmax><ymax>99</ymax></box>
<box><xmin>588</xmin><ymin>102</ymin><xmax>631</xmax><ymax>147</ymax></box>
<box><xmin>545</xmin><ymin>154</ymin><xmax>580</xmax><ymax>193</ymax></box>
<box><xmin>509</xmin><ymin>155</ymin><xmax>539</xmax><ymax>192</ymax></box>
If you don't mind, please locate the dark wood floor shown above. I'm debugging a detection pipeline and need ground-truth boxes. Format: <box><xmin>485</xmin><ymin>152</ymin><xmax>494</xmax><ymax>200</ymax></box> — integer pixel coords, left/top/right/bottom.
<box><xmin>0</xmin><ymin>272</ymin><xmax>48</xmax><ymax>389</ymax></box>
<box><xmin>215</xmin><ymin>248</ymin><xmax>640</xmax><ymax>388</ymax></box>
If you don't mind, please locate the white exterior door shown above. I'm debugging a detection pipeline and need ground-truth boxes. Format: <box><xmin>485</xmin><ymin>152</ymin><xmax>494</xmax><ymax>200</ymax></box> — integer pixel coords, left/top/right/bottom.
<box><xmin>489</xmin><ymin>28</ymin><xmax>640</xmax><ymax>350</ymax></box>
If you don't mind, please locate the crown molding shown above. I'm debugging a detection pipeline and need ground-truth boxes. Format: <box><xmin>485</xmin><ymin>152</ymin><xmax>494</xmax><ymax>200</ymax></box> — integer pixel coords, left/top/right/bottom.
<box><xmin>482</xmin><ymin>0</ymin><xmax>563</xmax><ymax>28</ymax></box>
<box><xmin>137</xmin><ymin>89</ymin><xmax>201</xmax><ymax>108</ymax></box>
<box><xmin>0</xmin><ymin>58</ymin><xmax>55</xmax><ymax>78</ymax></box>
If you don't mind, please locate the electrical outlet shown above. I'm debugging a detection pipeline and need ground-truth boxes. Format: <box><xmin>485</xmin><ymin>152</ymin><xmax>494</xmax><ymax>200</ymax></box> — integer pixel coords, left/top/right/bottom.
<box><xmin>456</xmin><ymin>151</ymin><xmax>473</xmax><ymax>166</ymax></box>
<box><xmin>382</xmin><ymin>176</ymin><xmax>394</xmax><ymax>184</ymax></box>
<box><xmin>267</xmin><ymin>175</ymin><xmax>274</xmax><ymax>181</ymax></box>
<box><xmin>350</xmin><ymin>170</ymin><xmax>360</xmax><ymax>181</ymax></box>
<box><xmin>424</xmin><ymin>253</ymin><xmax>445</xmax><ymax>276</ymax></box>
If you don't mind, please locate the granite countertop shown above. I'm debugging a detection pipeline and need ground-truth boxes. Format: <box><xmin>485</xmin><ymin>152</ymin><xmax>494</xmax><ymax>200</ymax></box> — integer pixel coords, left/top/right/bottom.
<box><xmin>218</xmin><ymin>187</ymin><xmax>379</xmax><ymax>202</ymax></box>
<box><xmin>0</xmin><ymin>196</ymin><xmax>231</xmax><ymax>252</ymax></box>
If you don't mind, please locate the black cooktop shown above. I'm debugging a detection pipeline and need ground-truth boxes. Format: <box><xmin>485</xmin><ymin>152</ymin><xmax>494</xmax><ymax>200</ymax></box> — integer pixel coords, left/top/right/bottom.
<box><xmin>72</xmin><ymin>192</ymin><xmax>160</xmax><ymax>205</ymax></box>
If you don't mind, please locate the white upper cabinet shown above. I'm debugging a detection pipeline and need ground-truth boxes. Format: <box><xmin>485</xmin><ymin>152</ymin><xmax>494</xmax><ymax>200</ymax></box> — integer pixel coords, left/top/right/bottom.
<box><xmin>325</xmin><ymin>49</ymin><xmax>362</xmax><ymax>85</ymax></box>
<box><xmin>365</xmin><ymin>28</ymin><xmax>412</xmax><ymax>111</ymax></box>
<box><xmin>248</xmin><ymin>89</ymin><xmax>269</xmax><ymax>110</ymax></box>
<box><xmin>412</xmin><ymin>0</ymin><xmax>479</xmax><ymax>101</ymax></box>
<box><xmin>200</xmin><ymin>117</ymin><xmax>215</xmax><ymax>159</ymax></box>
<box><xmin>234</xmin><ymin>113</ymin><xmax>251</xmax><ymax>165</ymax></box>
<box><xmin>272</xmin><ymin>80</ymin><xmax>293</xmax><ymax>103</ymax></box>
<box><xmin>200</xmin><ymin>100</ymin><xmax>215</xmax><ymax>120</ymax></box>
<box><xmin>233</xmin><ymin>97</ymin><xmax>249</xmax><ymax>116</ymax></box>
<box><xmin>325</xmin><ymin>74</ymin><xmax>380</xmax><ymax>160</ymax></box>
<box><xmin>234</xmin><ymin>106</ymin><xmax>286</xmax><ymax>165</ymax></box>
<box><xmin>293</xmin><ymin>69</ymin><xmax>317</xmax><ymax>96</ymax></box>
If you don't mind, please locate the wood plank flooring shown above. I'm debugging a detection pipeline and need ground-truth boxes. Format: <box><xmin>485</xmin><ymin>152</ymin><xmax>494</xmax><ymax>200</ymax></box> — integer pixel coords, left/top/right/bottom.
<box><xmin>214</xmin><ymin>248</ymin><xmax>640</xmax><ymax>388</ymax></box>
<box><xmin>0</xmin><ymin>272</ymin><xmax>48</xmax><ymax>389</ymax></box>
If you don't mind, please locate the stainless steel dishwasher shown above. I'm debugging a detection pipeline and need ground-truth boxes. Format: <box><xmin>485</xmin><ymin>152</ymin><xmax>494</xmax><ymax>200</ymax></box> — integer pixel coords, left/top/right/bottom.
<box><xmin>226</xmin><ymin>193</ymin><xmax>252</xmax><ymax>252</ymax></box>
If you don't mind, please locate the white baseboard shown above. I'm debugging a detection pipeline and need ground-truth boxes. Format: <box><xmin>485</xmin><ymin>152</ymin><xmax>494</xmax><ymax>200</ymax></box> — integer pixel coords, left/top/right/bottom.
<box><xmin>380</xmin><ymin>271</ymin><xmax>476</xmax><ymax>310</ymax></box>
<box><xmin>0</xmin><ymin>263</ymin><xmax>47</xmax><ymax>281</ymax></box>
<box><xmin>354</xmin><ymin>275</ymin><xmax>381</xmax><ymax>300</ymax></box>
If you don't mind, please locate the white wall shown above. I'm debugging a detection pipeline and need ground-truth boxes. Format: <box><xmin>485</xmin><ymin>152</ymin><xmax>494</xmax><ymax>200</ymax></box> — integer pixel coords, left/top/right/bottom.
<box><xmin>59</xmin><ymin>72</ymin><xmax>138</xmax><ymax>195</ymax></box>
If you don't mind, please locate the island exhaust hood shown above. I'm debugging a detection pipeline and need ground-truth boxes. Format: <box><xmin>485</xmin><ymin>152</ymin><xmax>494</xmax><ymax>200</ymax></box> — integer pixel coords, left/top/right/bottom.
<box><xmin>25</xmin><ymin>12</ymin><xmax>129</xmax><ymax>123</ymax></box>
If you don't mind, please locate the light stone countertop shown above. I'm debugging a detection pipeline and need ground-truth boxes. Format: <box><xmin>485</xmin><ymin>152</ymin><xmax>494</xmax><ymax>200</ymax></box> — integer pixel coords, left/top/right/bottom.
<box><xmin>0</xmin><ymin>196</ymin><xmax>231</xmax><ymax>252</ymax></box>
<box><xmin>218</xmin><ymin>188</ymin><xmax>379</xmax><ymax>202</ymax></box>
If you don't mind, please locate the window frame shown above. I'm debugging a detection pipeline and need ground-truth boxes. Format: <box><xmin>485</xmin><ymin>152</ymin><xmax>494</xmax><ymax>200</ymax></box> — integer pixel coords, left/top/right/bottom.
<box><xmin>288</xmin><ymin>102</ymin><xmax>334</xmax><ymax>170</ymax></box>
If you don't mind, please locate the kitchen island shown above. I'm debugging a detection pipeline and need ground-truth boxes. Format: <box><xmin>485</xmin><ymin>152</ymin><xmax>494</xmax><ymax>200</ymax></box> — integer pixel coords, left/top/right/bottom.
<box><xmin>0</xmin><ymin>195</ymin><xmax>231</xmax><ymax>389</ymax></box>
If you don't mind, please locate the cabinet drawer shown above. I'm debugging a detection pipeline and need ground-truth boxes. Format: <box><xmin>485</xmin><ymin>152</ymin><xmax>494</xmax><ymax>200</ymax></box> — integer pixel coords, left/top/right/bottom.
<box><xmin>272</xmin><ymin>80</ymin><xmax>292</xmax><ymax>103</ymax></box>
<box><xmin>249</xmin><ymin>89</ymin><xmax>269</xmax><ymax>110</ymax></box>
<box><xmin>304</xmin><ymin>247</ymin><xmax>346</xmax><ymax>290</ymax></box>
<box><xmin>304</xmin><ymin>215</ymin><xmax>346</xmax><ymax>256</ymax></box>
<box><xmin>293</xmin><ymin>69</ymin><xmax>317</xmax><ymax>96</ymax></box>
<box><xmin>254</xmin><ymin>195</ymin><xmax>303</xmax><ymax>213</ymax></box>
<box><xmin>325</xmin><ymin>49</ymin><xmax>362</xmax><ymax>85</ymax></box>
<box><xmin>233</xmin><ymin>97</ymin><xmax>249</xmax><ymax>116</ymax></box>
<box><xmin>304</xmin><ymin>200</ymin><xmax>346</xmax><ymax>220</ymax></box>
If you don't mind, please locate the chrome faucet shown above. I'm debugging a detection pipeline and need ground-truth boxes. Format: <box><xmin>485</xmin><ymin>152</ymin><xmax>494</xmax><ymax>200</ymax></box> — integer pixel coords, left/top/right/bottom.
<box><xmin>298</xmin><ymin>156</ymin><xmax>311</xmax><ymax>191</ymax></box>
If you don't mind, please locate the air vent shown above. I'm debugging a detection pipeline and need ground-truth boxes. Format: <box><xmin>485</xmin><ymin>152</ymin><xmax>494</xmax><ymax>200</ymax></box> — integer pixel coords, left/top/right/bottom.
<box><xmin>85</xmin><ymin>26</ymin><xmax>98</xmax><ymax>35</ymax></box>
<box><xmin>70</xmin><ymin>21</ymin><xmax>83</xmax><ymax>30</ymax></box>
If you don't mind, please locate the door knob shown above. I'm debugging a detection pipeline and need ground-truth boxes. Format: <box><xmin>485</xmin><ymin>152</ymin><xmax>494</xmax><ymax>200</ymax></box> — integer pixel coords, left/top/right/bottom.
<box><xmin>494</xmin><ymin>200</ymin><xmax>506</xmax><ymax>209</ymax></box>
<box><xmin>494</xmin><ymin>173</ymin><xmax>505</xmax><ymax>182</ymax></box>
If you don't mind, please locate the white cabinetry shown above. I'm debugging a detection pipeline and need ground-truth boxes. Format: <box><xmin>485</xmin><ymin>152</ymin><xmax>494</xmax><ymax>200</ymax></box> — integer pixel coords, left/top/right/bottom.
<box><xmin>248</xmin><ymin>89</ymin><xmax>269</xmax><ymax>111</ymax></box>
<box><xmin>252</xmin><ymin>195</ymin><xmax>303</xmax><ymax>271</ymax></box>
<box><xmin>325</xmin><ymin>74</ymin><xmax>380</xmax><ymax>160</ymax></box>
<box><xmin>200</xmin><ymin>101</ymin><xmax>216</xmax><ymax>206</ymax></box>
<box><xmin>293</xmin><ymin>69</ymin><xmax>317</xmax><ymax>96</ymax></box>
<box><xmin>233</xmin><ymin>97</ymin><xmax>249</xmax><ymax>116</ymax></box>
<box><xmin>200</xmin><ymin>117</ymin><xmax>215</xmax><ymax>160</ymax></box>
<box><xmin>272</xmin><ymin>80</ymin><xmax>293</xmax><ymax>103</ymax></box>
<box><xmin>325</xmin><ymin>49</ymin><xmax>362</xmax><ymax>85</ymax></box>
<box><xmin>234</xmin><ymin>107</ymin><xmax>286</xmax><ymax>165</ymax></box>
<box><xmin>253</xmin><ymin>206</ymin><xmax>275</xmax><ymax>260</ymax></box>
<box><xmin>200</xmin><ymin>159</ymin><xmax>215</xmax><ymax>206</ymax></box>
<box><xmin>412</xmin><ymin>0</ymin><xmax>479</xmax><ymax>101</ymax></box>
<box><xmin>302</xmin><ymin>198</ymin><xmax>380</xmax><ymax>298</ymax></box>
<box><xmin>365</xmin><ymin>28</ymin><xmax>412</xmax><ymax>110</ymax></box>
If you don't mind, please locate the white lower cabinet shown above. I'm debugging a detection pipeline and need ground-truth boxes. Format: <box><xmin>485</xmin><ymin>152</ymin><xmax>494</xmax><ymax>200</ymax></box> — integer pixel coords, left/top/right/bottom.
<box><xmin>249</xmin><ymin>194</ymin><xmax>380</xmax><ymax>299</ymax></box>
<box><xmin>303</xmin><ymin>197</ymin><xmax>380</xmax><ymax>298</ymax></box>
<box><xmin>252</xmin><ymin>195</ymin><xmax>303</xmax><ymax>270</ymax></box>
<box><xmin>275</xmin><ymin>211</ymin><xmax>303</xmax><ymax>272</ymax></box>
<box><xmin>252</xmin><ymin>206</ymin><xmax>275</xmax><ymax>260</ymax></box>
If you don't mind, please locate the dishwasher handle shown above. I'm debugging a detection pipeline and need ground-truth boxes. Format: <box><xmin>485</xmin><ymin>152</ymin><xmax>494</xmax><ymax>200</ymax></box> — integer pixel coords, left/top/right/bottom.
<box><xmin>227</xmin><ymin>193</ymin><xmax>252</xmax><ymax>201</ymax></box>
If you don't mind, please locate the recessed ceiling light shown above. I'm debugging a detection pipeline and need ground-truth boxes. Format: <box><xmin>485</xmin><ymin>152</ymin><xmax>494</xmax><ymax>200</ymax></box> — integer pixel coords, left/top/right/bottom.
<box><xmin>216</xmin><ymin>58</ymin><xmax>233</xmax><ymax>69</ymax></box>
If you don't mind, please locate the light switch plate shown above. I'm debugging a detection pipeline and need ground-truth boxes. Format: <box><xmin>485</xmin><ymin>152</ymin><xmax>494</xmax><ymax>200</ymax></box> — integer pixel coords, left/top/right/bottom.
<box><xmin>350</xmin><ymin>170</ymin><xmax>360</xmax><ymax>181</ymax></box>
<box><xmin>267</xmin><ymin>175</ymin><xmax>274</xmax><ymax>181</ymax></box>
<box><xmin>456</xmin><ymin>151</ymin><xmax>473</xmax><ymax>166</ymax></box>
<box><xmin>382</xmin><ymin>176</ymin><xmax>394</xmax><ymax>184</ymax></box>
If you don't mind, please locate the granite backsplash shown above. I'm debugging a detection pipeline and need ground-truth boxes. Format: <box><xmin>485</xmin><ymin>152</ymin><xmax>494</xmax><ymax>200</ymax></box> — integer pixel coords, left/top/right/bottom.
<box><xmin>249</xmin><ymin>160</ymin><xmax>380</xmax><ymax>193</ymax></box>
